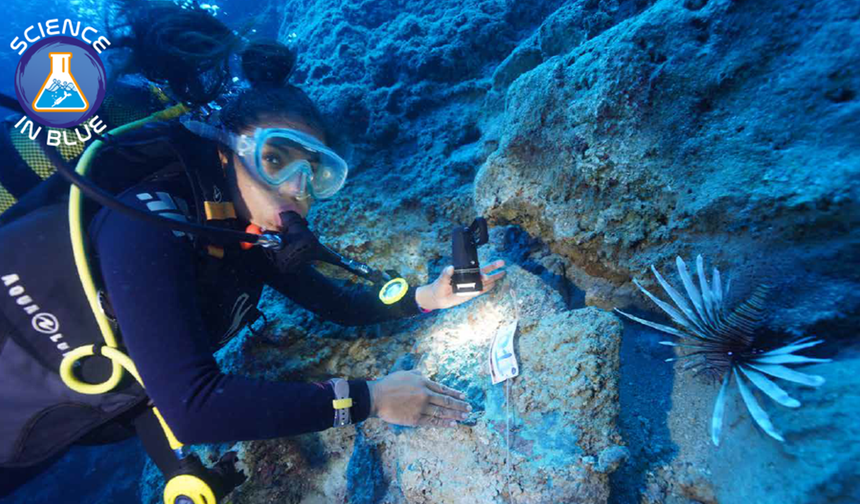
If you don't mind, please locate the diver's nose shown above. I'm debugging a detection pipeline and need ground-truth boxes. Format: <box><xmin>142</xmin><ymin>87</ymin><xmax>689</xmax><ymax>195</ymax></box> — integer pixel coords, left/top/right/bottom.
<box><xmin>279</xmin><ymin>169</ymin><xmax>311</xmax><ymax>200</ymax></box>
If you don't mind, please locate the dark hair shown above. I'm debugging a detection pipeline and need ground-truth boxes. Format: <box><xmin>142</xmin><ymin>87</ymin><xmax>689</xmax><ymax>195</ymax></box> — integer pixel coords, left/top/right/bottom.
<box><xmin>220</xmin><ymin>85</ymin><xmax>325</xmax><ymax>133</ymax></box>
<box><xmin>105</xmin><ymin>0</ymin><xmax>343</xmax><ymax>152</ymax></box>
<box><xmin>106</xmin><ymin>0</ymin><xmax>247</xmax><ymax>105</ymax></box>
<box><xmin>240</xmin><ymin>40</ymin><xmax>297</xmax><ymax>88</ymax></box>
<box><xmin>221</xmin><ymin>46</ymin><xmax>344</xmax><ymax>154</ymax></box>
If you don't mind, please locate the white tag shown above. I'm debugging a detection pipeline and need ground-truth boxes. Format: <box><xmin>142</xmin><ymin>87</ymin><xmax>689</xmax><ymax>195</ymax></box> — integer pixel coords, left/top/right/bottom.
<box><xmin>490</xmin><ymin>317</ymin><xmax>519</xmax><ymax>384</ymax></box>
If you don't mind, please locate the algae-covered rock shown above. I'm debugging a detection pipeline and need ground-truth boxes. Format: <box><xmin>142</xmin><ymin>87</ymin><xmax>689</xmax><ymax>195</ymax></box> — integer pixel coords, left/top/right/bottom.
<box><xmin>648</xmin><ymin>355</ymin><xmax>860</xmax><ymax>504</ymax></box>
<box><xmin>393</xmin><ymin>304</ymin><xmax>623</xmax><ymax>504</ymax></box>
<box><xmin>211</xmin><ymin>267</ymin><xmax>625</xmax><ymax>504</ymax></box>
<box><xmin>474</xmin><ymin>0</ymin><xmax>860</xmax><ymax>337</ymax></box>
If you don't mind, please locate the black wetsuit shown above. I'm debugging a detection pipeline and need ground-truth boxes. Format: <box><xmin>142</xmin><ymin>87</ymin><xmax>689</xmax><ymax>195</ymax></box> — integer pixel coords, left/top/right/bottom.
<box><xmin>87</xmin><ymin>172</ymin><xmax>425</xmax><ymax>445</ymax></box>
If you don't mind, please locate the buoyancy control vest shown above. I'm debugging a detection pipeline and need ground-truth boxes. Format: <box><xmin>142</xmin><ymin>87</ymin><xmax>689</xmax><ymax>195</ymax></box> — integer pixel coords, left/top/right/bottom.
<box><xmin>0</xmin><ymin>201</ymin><xmax>147</xmax><ymax>468</ymax></box>
<box><xmin>0</xmin><ymin>117</ymin><xmax>261</xmax><ymax>469</ymax></box>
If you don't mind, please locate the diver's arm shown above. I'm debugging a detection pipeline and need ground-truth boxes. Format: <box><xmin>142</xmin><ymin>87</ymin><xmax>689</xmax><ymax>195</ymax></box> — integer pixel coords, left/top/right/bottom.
<box><xmin>263</xmin><ymin>263</ymin><xmax>425</xmax><ymax>326</ymax></box>
<box><xmin>89</xmin><ymin>183</ymin><xmax>372</xmax><ymax>444</ymax></box>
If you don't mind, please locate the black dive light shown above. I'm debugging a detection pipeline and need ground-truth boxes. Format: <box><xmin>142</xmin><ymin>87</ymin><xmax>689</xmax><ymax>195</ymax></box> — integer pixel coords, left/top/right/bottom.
<box><xmin>451</xmin><ymin>217</ymin><xmax>489</xmax><ymax>296</ymax></box>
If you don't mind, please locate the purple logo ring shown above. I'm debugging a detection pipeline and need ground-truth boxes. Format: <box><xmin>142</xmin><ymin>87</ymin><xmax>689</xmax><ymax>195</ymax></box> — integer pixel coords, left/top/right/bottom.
<box><xmin>14</xmin><ymin>36</ymin><xmax>106</xmax><ymax>128</ymax></box>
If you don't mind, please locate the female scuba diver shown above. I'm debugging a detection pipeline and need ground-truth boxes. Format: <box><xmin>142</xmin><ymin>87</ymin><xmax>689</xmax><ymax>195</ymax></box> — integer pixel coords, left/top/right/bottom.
<box><xmin>0</xmin><ymin>1</ymin><xmax>504</xmax><ymax>501</ymax></box>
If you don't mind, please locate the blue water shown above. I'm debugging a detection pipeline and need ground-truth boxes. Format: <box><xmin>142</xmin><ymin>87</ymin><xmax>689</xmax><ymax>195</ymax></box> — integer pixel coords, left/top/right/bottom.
<box><xmin>0</xmin><ymin>437</ymin><xmax>146</xmax><ymax>504</ymax></box>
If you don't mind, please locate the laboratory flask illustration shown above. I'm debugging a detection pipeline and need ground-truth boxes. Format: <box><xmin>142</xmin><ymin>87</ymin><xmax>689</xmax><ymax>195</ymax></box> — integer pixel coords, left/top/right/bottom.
<box><xmin>14</xmin><ymin>36</ymin><xmax>107</xmax><ymax>128</ymax></box>
<box><xmin>32</xmin><ymin>52</ymin><xmax>89</xmax><ymax>113</ymax></box>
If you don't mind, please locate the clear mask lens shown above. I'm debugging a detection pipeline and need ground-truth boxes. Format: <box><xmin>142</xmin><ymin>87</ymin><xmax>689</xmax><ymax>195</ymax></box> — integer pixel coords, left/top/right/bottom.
<box><xmin>254</xmin><ymin>130</ymin><xmax>348</xmax><ymax>199</ymax></box>
<box><xmin>178</xmin><ymin>119</ymin><xmax>349</xmax><ymax>199</ymax></box>
<box><xmin>280</xmin><ymin>163</ymin><xmax>312</xmax><ymax>200</ymax></box>
<box><xmin>259</xmin><ymin>137</ymin><xmax>319</xmax><ymax>182</ymax></box>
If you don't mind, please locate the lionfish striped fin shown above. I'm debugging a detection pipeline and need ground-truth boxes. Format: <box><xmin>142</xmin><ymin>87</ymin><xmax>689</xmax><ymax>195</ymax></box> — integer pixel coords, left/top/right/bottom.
<box><xmin>718</xmin><ymin>284</ymin><xmax>770</xmax><ymax>343</ymax></box>
<box><xmin>712</xmin><ymin>267</ymin><xmax>724</xmax><ymax>319</ymax></box>
<box><xmin>734</xmin><ymin>367</ymin><xmax>785</xmax><ymax>442</ymax></box>
<box><xmin>753</xmin><ymin>354</ymin><xmax>831</xmax><ymax>365</ymax></box>
<box><xmin>696</xmin><ymin>255</ymin><xmax>719</xmax><ymax>329</ymax></box>
<box><xmin>711</xmin><ymin>372</ymin><xmax>731</xmax><ymax>446</ymax></box>
<box><xmin>746</xmin><ymin>363</ymin><xmax>825</xmax><ymax>387</ymax></box>
<box><xmin>676</xmin><ymin>256</ymin><xmax>711</xmax><ymax>330</ymax></box>
<box><xmin>739</xmin><ymin>365</ymin><xmax>800</xmax><ymax>408</ymax></box>
<box><xmin>614</xmin><ymin>308</ymin><xmax>692</xmax><ymax>340</ymax></box>
<box><xmin>649</xmin><ymin>267</ymin><xmax>712</xmax><ymax>338</ymax></box>
<box><xmin>628</xmin><ymin>280</ymin><xmax>713</xmax><ymax>341</ymax></box>
<box><xmin>761</xmin><ymin>339</ymin><xmax>824</xmax><ymax>356</ymax></box>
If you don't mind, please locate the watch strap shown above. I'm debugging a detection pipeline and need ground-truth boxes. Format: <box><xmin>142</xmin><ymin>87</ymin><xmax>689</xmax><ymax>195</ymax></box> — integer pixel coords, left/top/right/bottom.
<box><xmin>328</xmin><ymin>378</ymin><xmax>352</xmax><ymax>427</ymax></box>
<box><xmin>333</xmin><ymin>398</ymin><xmax>353</xmax><ymax>409</ymax></box>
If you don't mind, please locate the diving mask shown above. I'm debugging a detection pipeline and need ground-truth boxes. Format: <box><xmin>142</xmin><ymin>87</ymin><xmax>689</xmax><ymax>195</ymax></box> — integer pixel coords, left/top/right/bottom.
<box><xmin>181</xmin><ymin>118</ymin><xmax>348</xmax><ymax>199</ymax></box>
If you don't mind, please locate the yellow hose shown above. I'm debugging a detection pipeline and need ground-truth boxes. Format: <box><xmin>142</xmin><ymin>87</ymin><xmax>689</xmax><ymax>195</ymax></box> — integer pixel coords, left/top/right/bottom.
<box><xmin>61</xmin><ymin>101</ymin><xmax>215</xmax><ymax>503</ymax></box>
<box><xmin>59</xmin><ymin>344</ymin><xmax>143</xmax><ymax>387</ymax></box>
<box><xmin>60</xmin><ymin>103</ymin><xmax>189</xmax><ymax>395</ymax></box>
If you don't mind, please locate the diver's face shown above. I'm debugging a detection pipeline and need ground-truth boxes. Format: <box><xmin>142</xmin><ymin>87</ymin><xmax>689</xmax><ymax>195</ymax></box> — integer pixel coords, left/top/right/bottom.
<box><xmin>221</xmin><ymin>115</ymin><xmax>326</xmax><ymax>232</ymax></box>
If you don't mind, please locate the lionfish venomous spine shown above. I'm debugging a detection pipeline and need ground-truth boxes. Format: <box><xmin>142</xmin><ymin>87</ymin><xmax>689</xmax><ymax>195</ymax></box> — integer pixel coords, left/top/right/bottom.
<box><xmin>615</xmin><ymin>255</ymin><xmax>831</xmax><ymax>446</ymax></box>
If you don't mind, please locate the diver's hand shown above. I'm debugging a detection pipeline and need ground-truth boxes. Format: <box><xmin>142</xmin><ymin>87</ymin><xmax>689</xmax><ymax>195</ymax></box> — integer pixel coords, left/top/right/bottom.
<box><xmin>416</xmin><ymin>260</ymin><xmax>506</xmax><ymax>311</ymax></box>
<box><xmin>367</xmin><ymin>370</ymin><xmax>471</xmax><ymax>427</ymax></box>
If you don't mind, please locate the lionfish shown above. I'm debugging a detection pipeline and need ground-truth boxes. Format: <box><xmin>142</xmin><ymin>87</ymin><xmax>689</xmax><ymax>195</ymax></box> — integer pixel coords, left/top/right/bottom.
<box><xmin>615</xmin><ymin>255</ymin><xmax>831</xmax><ymax>446</ymax></box>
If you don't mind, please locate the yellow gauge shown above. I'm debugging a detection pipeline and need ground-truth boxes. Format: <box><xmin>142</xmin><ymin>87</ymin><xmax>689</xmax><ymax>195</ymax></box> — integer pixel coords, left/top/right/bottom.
<box><xmin>163</xmin><ymin>474</ymin><xmax>216</xmax><ymax>504</ymax></box>
<box><xmin>379</xmin><ymin>278</ymin><xmax>409</xmax><ymax>305</ymax></box>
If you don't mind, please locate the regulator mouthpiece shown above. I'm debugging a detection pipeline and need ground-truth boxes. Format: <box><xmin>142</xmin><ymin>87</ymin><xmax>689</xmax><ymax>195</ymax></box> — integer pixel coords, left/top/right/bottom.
<box><xmin>264</xmin><ymin>211</ymin><xmax>321</xmax><ymax>272</ymax></box>
<box><xmin>451</xmin><ymin>217</ymin><xmax>489</xmax><ymax>296</ymax></box>
<box><xmin>240</xmin><ymin>224</ymin><xmax>284</xmax><ymax>250</ymax></box>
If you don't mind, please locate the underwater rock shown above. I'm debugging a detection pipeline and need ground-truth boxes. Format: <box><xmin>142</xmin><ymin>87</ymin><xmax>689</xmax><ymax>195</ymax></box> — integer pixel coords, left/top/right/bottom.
<box><xmin>772</xmin><ymin>358</ymin><xmax>860</xmax><ymax>504</ymax></box>
<box><xmin>492</xmin><ymin>0</ymin><xmax>630</xmax><ymax>92</ymax></box>
<box><xmin>474</xmin><ymin>0</ymin><xmax>860</xmax><ymax>338</ymax></box>
<box><xmin>656</xmin><ymin>355</ymin><xmax>860</xmax><ymax>504</ymax></box>
<box><xmin>207</xmin><ymin>267</ymin><xmax>625</xmax><ymax>503</ymax></box>
<box><xmin>0</xmin><ymin>438</ymin><xmax>146</xmax><ymax>504</ymax></box>
<box><xmin>391</xmin><ymin>302</ymin><xmax>623</xmax><ymax>503</ymax></box>
<box><xmin>345</xmin><ymin>427</ymin><xmax>387</xmax><ymax>504</ymax></box>
<box><xmin>492</xmin><ymin>38</ymin><xmax>543</xmax><ymax>91</ymax></box>
<box><xmin>139</xmin><ymin>457</ymin><xmax>164</xmax><ymax>504</ymax></box>
<box><xmin>596</xmin><ymin>445</ymin><xmax>630</xmax><ymax>474</ymax></box>
<box><xmin>640</xmin><ymin>462</ymin><xmax>719</xmax><ymax>504</ymax></box>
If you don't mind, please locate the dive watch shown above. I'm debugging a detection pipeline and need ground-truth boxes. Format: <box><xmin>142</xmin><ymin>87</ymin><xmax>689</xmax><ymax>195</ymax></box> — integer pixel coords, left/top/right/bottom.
<box><xmin>327</xmin><ymin>378</ymin><xmax>352</xmax><ymax>427</ymax></box>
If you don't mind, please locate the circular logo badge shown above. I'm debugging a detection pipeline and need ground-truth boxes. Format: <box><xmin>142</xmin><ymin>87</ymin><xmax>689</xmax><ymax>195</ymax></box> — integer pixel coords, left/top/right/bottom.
<box><xmin>32</xmin><ymin>313</ymin><xmax>60</xmax><ymax>334</ymax></box>
<box><xmin>14</xmin><ymin>36</ymin><xmax>106</xmax><ymax>128</ymax></box>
